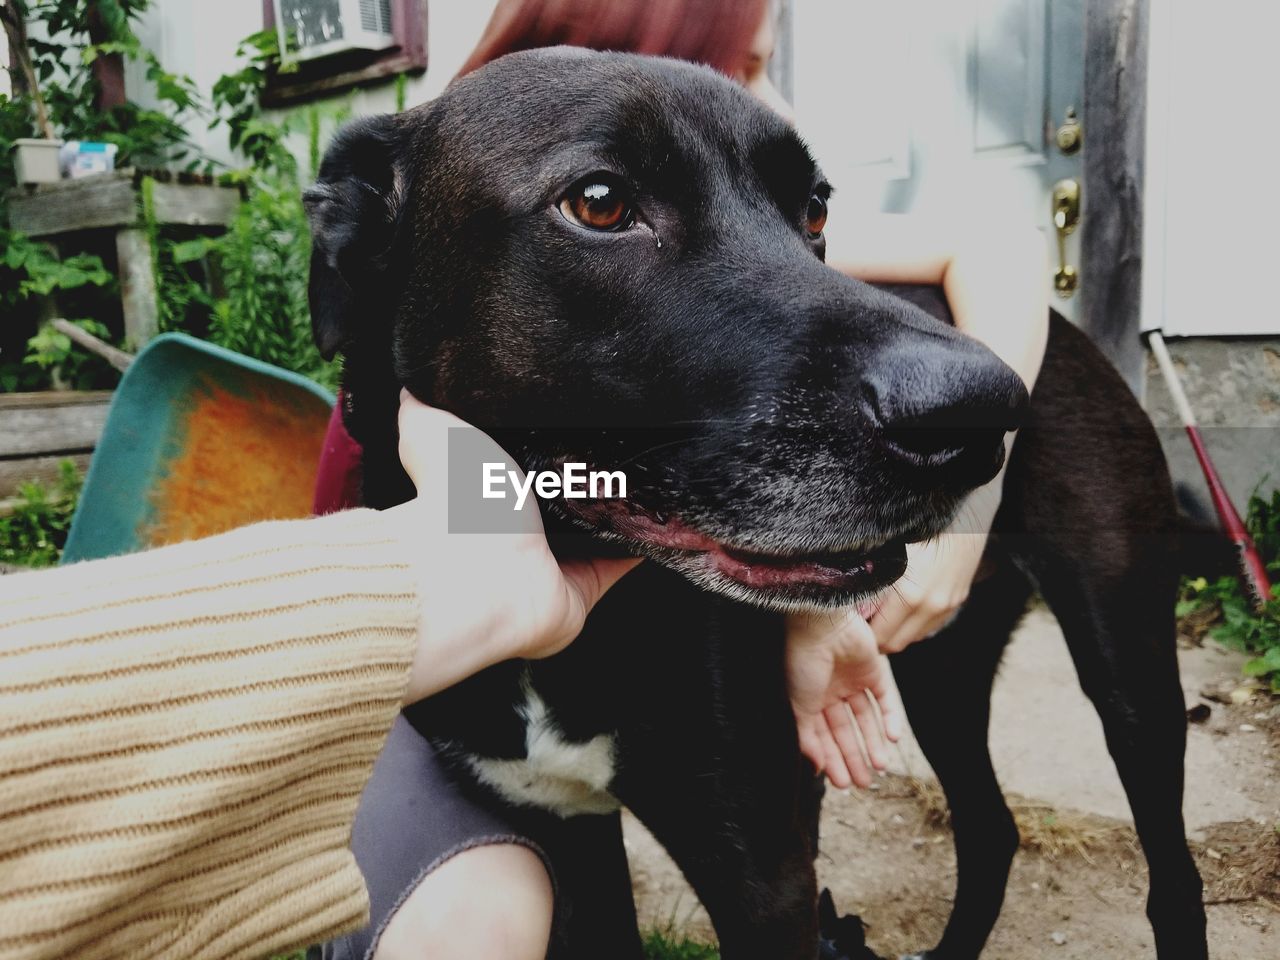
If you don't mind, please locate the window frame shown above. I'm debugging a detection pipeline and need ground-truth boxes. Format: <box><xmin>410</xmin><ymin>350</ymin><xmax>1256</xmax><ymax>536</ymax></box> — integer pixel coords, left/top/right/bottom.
<box><xmin>260</xmin><ymin>0</ymin><xmax>427</xmax><ymax>106</ymax></box>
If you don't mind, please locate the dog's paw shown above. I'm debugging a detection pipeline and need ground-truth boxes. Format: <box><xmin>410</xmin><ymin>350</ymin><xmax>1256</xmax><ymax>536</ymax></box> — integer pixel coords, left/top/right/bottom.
<box><xmin>817</xmin><ymin>888</ymin><xmax>885</xmax><ymax>960</ymax></box>
<box><xmin>817</xmin><ymin>939</ymin><xmax>883</xmax><ymax>960</ymax></box>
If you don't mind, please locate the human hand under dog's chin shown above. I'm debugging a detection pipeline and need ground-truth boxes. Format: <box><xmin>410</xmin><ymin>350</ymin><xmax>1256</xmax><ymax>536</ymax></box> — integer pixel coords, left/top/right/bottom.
<box><xmin>785</xmin><ymin>608</ymin><xmax>904</xmax><ymax>790</ymax></box>
<box><xmin>868</xmin><ymin>532</ymin><xmax>988</xmax><ymax>654</ymax></box>
<box><xmin>391</xmin><ymin>392</ymin><xmax>642</xmax><ymax>704</ymax></box>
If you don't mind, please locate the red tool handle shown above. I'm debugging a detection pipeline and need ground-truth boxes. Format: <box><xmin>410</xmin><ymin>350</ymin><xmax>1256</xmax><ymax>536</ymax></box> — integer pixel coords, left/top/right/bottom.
<box><xmin>1186</xmin><ymin>425</ymin><xmax>1273</xmax><ymax>609</ymax></box>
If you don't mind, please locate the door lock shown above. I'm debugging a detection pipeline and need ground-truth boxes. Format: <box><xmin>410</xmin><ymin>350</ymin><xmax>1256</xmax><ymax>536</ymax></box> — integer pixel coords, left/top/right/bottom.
<box><xmin>1051</xmin><ymin>178</ymin><xmax>1081</xmax><ymax>298</ymax></box>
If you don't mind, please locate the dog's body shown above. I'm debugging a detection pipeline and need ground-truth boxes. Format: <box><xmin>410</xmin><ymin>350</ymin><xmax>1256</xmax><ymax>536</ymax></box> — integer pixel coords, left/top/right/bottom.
<box><xmin>307</xmin><ymin>50</ymin><xmax>1207</xmax><ymax>960</ymax></box>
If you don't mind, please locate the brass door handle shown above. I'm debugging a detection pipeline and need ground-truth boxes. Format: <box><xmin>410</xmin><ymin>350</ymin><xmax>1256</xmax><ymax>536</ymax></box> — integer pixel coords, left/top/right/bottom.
<box><xmin>1052</xmin><ymin>178</ymin><xmax>1080</xmax><ymax>298</ymax></box>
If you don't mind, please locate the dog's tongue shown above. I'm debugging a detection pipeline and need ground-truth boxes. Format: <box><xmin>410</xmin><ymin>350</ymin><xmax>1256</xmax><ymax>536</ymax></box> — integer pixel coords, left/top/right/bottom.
<box><xmin>590</xmin><ymin>504</ymin><xmax>903</xmax><ymax>593</ymax></box>
<box><xmin>713</xmin><ymin>545</ymin><xmax>881</xmax><ymax>590</ymax></box>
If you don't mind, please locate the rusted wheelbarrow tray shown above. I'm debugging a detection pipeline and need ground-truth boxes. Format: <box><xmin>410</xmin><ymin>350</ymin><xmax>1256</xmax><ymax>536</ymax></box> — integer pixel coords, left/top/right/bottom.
<box><xmin>63</xmin><ymin>333</ymin><xmax>334</xmax><ymax>564</ymax></box>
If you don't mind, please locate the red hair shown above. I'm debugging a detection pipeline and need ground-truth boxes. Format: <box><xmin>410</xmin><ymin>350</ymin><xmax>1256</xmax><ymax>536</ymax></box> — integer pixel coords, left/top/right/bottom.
<box><xmin>457</xmin><ymin>0</ymin><xmax>768</xmax><ymax>79</ymax></box>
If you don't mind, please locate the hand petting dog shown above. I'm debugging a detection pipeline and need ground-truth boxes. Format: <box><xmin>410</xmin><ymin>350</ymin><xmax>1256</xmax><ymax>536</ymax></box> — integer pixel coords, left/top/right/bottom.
<box><xmin>395</xmin><ymin>391</ymin><xmax>642</xmax><ymax>704</ymax></box>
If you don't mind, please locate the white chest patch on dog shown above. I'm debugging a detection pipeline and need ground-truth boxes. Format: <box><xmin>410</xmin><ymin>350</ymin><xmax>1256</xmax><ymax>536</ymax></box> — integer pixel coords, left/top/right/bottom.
<box><xmin>464</xmin><ymin>673</ymin><xmax>620</xmax><ymax>818</ymax></box>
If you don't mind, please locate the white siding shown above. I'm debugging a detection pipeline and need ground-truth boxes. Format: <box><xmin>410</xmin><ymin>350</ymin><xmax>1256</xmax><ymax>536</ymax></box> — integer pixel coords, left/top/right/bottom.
<box><xmin>1143</xmin><ymin>0</ymin><xmax>1280</xmax><ymax>337</ymax></box>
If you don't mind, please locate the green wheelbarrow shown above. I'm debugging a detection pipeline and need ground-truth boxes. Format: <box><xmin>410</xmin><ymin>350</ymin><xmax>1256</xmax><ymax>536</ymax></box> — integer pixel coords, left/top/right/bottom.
<box><xmin>62</xmin><ymin>333</ymin><xmax>334</xmax><ymax>564</ymax></box>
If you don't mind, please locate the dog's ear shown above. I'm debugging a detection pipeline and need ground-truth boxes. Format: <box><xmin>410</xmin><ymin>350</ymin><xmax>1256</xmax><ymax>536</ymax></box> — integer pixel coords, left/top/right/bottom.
<box><xmin>304</xmin><ymin>114</ymin><xmax>409</xmax><ymax>359</ymax></box>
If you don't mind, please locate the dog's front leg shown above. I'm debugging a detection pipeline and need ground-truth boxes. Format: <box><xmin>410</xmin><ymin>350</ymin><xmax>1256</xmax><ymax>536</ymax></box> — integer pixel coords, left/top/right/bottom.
<box><xmin>621</xmin><ymin>741</ymin><xmax>822</xmax><ymax>959</ymax></box>
<box><xmin>612</xmin><ymin>615</ymin><xmax>824</xmax><ymax>960</ymax></box>
<box><xmin>530</xmin><ymin>810</ymin><xmax>646</xmax><ymax>960</ymax></box>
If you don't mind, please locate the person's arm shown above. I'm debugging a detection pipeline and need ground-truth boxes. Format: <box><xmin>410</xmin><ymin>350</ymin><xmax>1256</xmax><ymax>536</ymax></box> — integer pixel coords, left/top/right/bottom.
<box><xmin>0</xmin><ymin>508</ymin><xmax>420</xmax><ymax>960</ymax></box>
<box><xmin>786</xmin><ymin>214</ymin><xmax>1050</xmax><ymax>783</ymax></box>
<box><xmin>827</xmin><ymin>213</ymin><xmax>1049</xmax><ymax>651</ymax></box>
<box><xmin>0</xmin><ymin>393</ymin><xmax>636</xmax><ymax>960</ymax></box>
<box><xmin>824</xmin><ymin>212</ymin><xmax>1049</xmax><ymax>390</ymax></box>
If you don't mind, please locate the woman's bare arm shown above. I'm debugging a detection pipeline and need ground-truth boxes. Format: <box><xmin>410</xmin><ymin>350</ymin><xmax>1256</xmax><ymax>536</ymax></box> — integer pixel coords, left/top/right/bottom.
<box><xmin>785</xmin><ymin>213</ymin><xmax>1051</xmax><ymax>781</ymax></box>
<box><xmin>824</xmin><ymin>212</ymin><xmax>1050</xmax><ymax>390</ymax></box>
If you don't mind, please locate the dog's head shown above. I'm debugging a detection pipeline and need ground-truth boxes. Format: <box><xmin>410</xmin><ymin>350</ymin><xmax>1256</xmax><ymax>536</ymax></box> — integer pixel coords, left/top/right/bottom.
<box><xmin>305</xmin><ymin>48</ymin><xmax>1027</xmax><ymax>610</ymax></box>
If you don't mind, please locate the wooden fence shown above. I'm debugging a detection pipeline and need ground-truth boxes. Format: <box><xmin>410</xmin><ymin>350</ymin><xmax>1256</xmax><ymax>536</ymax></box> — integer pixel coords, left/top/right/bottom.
<box><xmin>0</xmin><ymin>391</ymin><xmax>111</xmax><ymax>503</ymax></box>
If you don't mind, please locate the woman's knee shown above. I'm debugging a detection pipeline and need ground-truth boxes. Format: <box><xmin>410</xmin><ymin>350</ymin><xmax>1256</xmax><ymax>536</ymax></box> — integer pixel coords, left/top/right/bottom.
<box><xmin>372</xmin><ymin>842</ymin><xmax>554</xmax><ymax>960</ymax></box>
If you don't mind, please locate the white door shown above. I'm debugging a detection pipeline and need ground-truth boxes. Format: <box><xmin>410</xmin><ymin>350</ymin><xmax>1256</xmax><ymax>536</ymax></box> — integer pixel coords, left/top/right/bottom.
<box><xmin>785</xmin><ymin>0</ymin><xmax>1085</xmax><ymax>319</ymax></box>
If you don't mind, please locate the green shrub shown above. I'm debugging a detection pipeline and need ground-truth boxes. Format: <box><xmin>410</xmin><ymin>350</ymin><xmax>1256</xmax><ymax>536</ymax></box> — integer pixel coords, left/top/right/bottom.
<box><xmin>157</xmin><ymin>177</ymin><xmax>336</xmax><ymax>389</ymax></box>
<box><xmin>3</xmin><ymin>11</ymin><xmax>337</xmax><ymax>390</ymax></box>
<box><xmin>0</xmin><ymin>460</ymin><xmax>83</xmax><ymax>568</ymax></box>
<box><xmin>150</xmin><ymin>30</ymin><xmax>339</xmax><ymax>389</ymax></box>
<box><xmin>0</xmin><ymin>230</ymin><xmax>115</xmax><ymax>391</ymax></box>
<box><xmin>1181</xmin><ymin>488</ymin><xmax>1280</xmax><ymax>692</ymax></box>
<box><xmin>9</xmin><ymin>0</ymin><xmax>200</xmax><ymax>172</ymax></box>
<box><xmin>23</xmin><ymin>317</ymin><xmax>116</xmax><ymax>389</ymax></box>
<box><xmin>1</xmin><ymin>0</ymin><xmax>188</xmax><ymax>386</ymax></box>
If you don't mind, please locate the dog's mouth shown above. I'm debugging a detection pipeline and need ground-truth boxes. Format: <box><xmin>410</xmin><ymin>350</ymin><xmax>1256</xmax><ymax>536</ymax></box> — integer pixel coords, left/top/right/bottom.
<box><xmin>558</xmin><ymin>497</ymin><xmax>908</xmax><ymax>605</ymax></box>
<box><xmin>713</xmin><ymin>540</ymin><xmax>906</xmax><ymax>595</ymax></box>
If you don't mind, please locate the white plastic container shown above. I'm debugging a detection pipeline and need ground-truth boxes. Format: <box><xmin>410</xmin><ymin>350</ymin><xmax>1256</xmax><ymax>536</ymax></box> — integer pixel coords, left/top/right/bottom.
<box><xmin>59</xmin><ymin>141</ymin><xmax>119</xmax><ymax>179</ymax></box>
<box><xmin>12</xmin><ymin>138</ymin><xmax>64</xmax><ymax>184</ymax></box>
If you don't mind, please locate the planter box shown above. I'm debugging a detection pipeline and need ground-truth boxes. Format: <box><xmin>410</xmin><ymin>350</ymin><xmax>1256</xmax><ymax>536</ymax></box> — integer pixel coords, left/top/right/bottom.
<box><xmin>12</xmin><ymin>138</ymin><xmax>64</xmax><ymax>185</ymax></box>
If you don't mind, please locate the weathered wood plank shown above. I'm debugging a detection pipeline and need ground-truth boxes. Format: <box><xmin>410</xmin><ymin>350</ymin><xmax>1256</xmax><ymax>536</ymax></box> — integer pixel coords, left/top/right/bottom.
<box><xmin>117</xmin><ymin>228</ymin><xmax>160</xmax><ymax>347</ymax></box>
<box><xmin>0</xmin><ymin>453</ymin><xmax>94</xmax><ymax>499</ymax></box>
<box><xmin>0</xmin><ymin>391</ymin><xmax>113</xmax><ymax>410</ymax></box>
<box><xmin>150</xmin><ymin>180</ymin><xmax>240</xmax><ymax>227</ymax></box>
<box><xmin>6</xmin><ymin>168</ymin><xmax>240</xmax><ymax>236</ymax></box>
<box><xmin>7</xmin><ymin>171</ymin><xmax>137</xmax><ymax>235</ymax></box>
<box><xmin>0</xmin><ymin>394</ymin><xmax>110</xmax><ymax>457</ymax></box>
<box><xmin>1081</xmin><ymin>0</ymin><xmax>1149</xmax><ymax>395</ymax></box>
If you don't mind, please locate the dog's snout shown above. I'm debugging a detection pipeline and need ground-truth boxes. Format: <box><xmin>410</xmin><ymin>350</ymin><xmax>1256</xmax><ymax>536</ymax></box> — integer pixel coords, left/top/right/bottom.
<box><xmin>862</xmin><ymin>344</ymin><xmax>1028</xmax><ymax>489</ymax></box>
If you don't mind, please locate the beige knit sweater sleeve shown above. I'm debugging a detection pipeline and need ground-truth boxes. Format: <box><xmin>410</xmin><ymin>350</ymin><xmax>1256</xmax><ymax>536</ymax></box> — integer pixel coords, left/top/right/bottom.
<box><xmin>0</xmin><ymin>509</ymin><xmax>420</xmax><ymax>960</ymax></box>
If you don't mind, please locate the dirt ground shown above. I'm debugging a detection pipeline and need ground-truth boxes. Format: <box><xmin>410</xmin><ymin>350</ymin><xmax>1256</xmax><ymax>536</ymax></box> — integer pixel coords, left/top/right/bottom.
<box><xmin>623</xmin><ymin>609</ymin><xmax>1280</xmax><ymax>959</ymax></box>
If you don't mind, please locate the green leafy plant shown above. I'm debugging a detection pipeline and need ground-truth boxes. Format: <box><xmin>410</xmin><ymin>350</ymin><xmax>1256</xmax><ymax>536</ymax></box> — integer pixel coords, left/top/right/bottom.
<box><xmin>3</xmin><ymin>10</ymin><xmax>340</xmax><ymax>389</ymax></box>
<box><xmin>1181</xmin><ymin>488</ymin><xmax>1280</xmax><ymax>692</ymax></box>
<box><xmin>150</xmin><ymin>30</ymin><xmax>339</xmax><ymax>388</ymax></box>
<box><xmin>0</xmin><ymin>460</ymin><xmax>83</xmax><ymax>568</ymax></box>
<box><xmin>210</xmin><ymin>31</ymin><xmax>299</xmax><ymax>180</ymax></box>
<box><xmin>24</xmin><ymin>317</ymin><xmax>115</xmax><ymax>389</ymax></box>
<box><xmin>2</xmin><ymin>230</ymin><xmax>111</xmax><ymax>298</ymax></box>
<box><xmin>1</xmin><ymin>1</ymin><xmax>191</xmax><ymax>386</ymax></box>
<box><xmin>4</xmin><ymin>0</ymin><xmax>201</xmax><ymax>170</ymax></box>
<box><xmin>206</xmin><ymin>180</ymin><xmax>334</xmax><ymax>387</ymax></box>
<box><xmin>0</xmin><ymin>230</ymin><xmax>115</xmax><ymax>390</ymax></box>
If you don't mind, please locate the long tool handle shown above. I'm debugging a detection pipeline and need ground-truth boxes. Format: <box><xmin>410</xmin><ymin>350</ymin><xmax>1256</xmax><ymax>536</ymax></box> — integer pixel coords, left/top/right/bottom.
<box><xmin>1148</xmin><ymin>331</ymin><xmax>1272</xmax><ymax>610</ymax></box>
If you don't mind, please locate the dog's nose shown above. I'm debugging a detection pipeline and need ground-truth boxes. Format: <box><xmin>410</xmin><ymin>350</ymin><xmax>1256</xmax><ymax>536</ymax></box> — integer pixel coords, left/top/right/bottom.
<box><xmin>863</xmin><ymin>344</ymin><xmax>1028</xmax><ymax>490</ymax></box>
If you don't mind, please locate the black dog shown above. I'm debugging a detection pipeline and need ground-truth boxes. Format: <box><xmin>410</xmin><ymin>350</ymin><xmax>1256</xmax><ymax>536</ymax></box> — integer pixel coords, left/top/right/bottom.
<box><xmin>305</xmin><ymin>49</ymin><xmax>1207</xmax><ymax>960</ymax></box>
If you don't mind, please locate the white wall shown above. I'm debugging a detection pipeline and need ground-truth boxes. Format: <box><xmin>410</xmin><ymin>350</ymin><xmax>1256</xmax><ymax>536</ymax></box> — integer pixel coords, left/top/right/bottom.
<box><xmin>1143</xmin><ymin>0</ymin><xmax>1280</xmax><ymax>337</ymax></box>
<box><xmin>126</xmin><ymin>0</ymin><xmax>261</xmax><ymax>167</ymax></box>
<box><xmin>127</xmin><ymin>0</ymin><xmax>499</xmax><ymax>174</ymax></box>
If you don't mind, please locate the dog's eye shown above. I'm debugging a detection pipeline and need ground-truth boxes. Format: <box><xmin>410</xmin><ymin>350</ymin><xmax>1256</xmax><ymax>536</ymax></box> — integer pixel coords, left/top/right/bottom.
<box><xmin>560</xmin><ymin>179</ymin><xmax>634</xmax><ymax>232</ymax></box>
<box><xmin>806</xmin><ymin>194</ymin><xmax>828</xmax><ymax>238</ymax></box>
